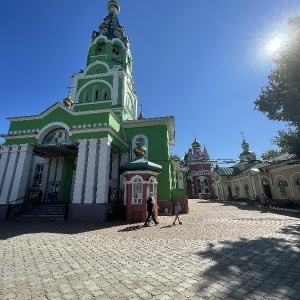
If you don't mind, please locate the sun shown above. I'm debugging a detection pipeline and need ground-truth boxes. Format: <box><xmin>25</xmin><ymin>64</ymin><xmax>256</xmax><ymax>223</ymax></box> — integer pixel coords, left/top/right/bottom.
<box><xmin>267</xmin><ymin>37</ymin><xmax>282</xmax><ymax>54</ymax></box>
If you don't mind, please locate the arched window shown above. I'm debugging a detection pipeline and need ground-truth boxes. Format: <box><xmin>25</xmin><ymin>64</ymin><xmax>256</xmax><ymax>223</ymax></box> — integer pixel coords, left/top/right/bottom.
<box><xmin>197</xmin><ymin>176</ymin><xmax>209</xmax><ymax>194</ymax></box>
<box><xmin>295</xmin><ymin>177</ymin><xmax>300</xmax><ymax>191</ymax></box>
<box><xmin>102</xmin><ymin>89</ymin><xmax>107</xmax><ymax>100</ymax></box>
<box><xmin>83</xmin><ymin>91</ymin><xmax>89</xmax><ymax>102</ymax></box>
<box><xmin>93</xmin><ymin>86</ymin><xmax>99</xmax><ymax>101</ymax></box>
<box><xmin>97</xmin><ymin>44</ymin><xmax>105</xmax><ymax>55</ymax></box>
<box><xmin>277</xmin><ymin>179</ymin><xmax>288</xmax><ymax>196</ymax></box>
<box><xmin>149</xmin><ymin>177</ymin><xmax>155</xmax><ymax>197</ymax></box>
<box><xmin>112</xmin><ymin>46</ymin><xmax>121</xmax><ymax>61</ymax></box>
<box><xmin>132</xmin><ymin>176</ymin><xmax>143</xmax><ymax>204</ymax></box>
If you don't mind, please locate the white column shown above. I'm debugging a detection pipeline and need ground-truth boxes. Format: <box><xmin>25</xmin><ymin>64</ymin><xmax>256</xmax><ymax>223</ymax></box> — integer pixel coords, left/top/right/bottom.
<box><xmin>119</xmin><ymin>153</ymin><xmax>128</xmax><ymax>189</ymax></box>
<box><xmin>73</xmin><ymin>140</ymin><xmax>88</xmax><ymax>204</ymax></box>
<box><xmin>84</xmin><ymin>139</ymin><xmax>99</xmax><ymax>204</ymax></box>
<box><xmin>96</xmin><ymin>138</ymin><xmax>111</xmax><ymax>204</ymax></box>
<box><xmin>0</xmin><ymin>145</ymin><xmax>11</xmax><ymax>195</ymax></box>
<box><xmin>48</xmin><ymin>157</ymin><xmax>58</xmax><ymax>182</ymax></box>
<box><xmin>0</xmin><ymin>145</ymin><xmax>20</xmax><ymax>204</ymax></box>
<box><xmin>9</xmin><ymin>144</ymin><xmax>34</xmax><ymax>202</ymax></box>
<box><xmin>55</xmin><ymin>157</ymin><xmax>64</xmax><ymax>182</ymax></box>
<box><xmin>250</xmin><ymin>176</ymin><xmax>256</xmax><ymax>199</ymax></box>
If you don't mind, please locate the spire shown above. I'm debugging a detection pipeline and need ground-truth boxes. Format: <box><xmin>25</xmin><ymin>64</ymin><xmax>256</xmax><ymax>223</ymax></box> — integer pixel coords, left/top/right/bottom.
<box><xmin>241</xmin><ymin>132</ymin><xmax>249</xmax><ymax>151</ymax></box>
<box><xmin>93</xmin><ymin>0</ymin><xmax>127</xmax><ymax>46</ymax></box>
<box><xmin>137</xmin><ymin>104</ymin><xmax>145</xmax><ymax>120</ymax></box>
<box><xmin>239</xmin><ymin>133</ymin><xmax>257</xmax><ymax>161</ymax></box>
<box><xmin>63</xmin><ymin>85</ymin><xmax>74</xmax><ymax>108</ymax></box>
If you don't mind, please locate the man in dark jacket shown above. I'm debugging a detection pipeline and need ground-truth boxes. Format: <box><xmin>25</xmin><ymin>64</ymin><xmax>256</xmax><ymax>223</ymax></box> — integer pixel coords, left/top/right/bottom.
<box><xmin>144</xmin><ymin>192</ymin><xmax>159</xmax><ymax>226</ymax></box>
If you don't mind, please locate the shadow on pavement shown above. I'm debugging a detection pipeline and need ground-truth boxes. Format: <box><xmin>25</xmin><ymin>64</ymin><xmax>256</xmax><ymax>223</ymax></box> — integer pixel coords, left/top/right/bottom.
<box><xmin>160</xmin><ymin>225</ymin><xmax>174</xmax><ymax>229</ymax></box>
<box><xmin>118</xmin><ymin>225</ymin><xmax>144</xmax><ymax>232</ymax></box>
<box><xmin>195</xmin><ymin>230</ymin><xmax>300</xmax><ymax>299</ymax></box>
<box><xmin>0</xmin><ymin>219</ymin><xmax>130</xmax><ymax>240</ymax></box>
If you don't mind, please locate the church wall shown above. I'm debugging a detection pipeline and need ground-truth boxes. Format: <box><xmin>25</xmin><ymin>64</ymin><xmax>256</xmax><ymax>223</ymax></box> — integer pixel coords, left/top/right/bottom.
<box><xmin>124</xmin><ymin>125</ymin><xmax>172</xmax><ymax>201</ymax></box>
<box><xmin>73</xmin><ymin>101</ymin><xmax>113</xmax><ymax>111</ymax></box>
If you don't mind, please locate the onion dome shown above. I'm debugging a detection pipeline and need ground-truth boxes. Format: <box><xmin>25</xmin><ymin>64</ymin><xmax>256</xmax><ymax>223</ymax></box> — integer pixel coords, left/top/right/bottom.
<box><xmin>241</xmin><ymin>139</ymin><xmax>249</xmax><ymax>151</ymax></box>
<box><xmin>133</xmin><ymin>144</ymin><xmax>146</xmax><ymax>157</ymax></box>
<box><xmin>192</xmin><ymin>138</ymin><xmax>201</xmax><ymax>148</ymax></box>
<box><xmin>137</xmin><ymin>111</ymin><xmax>145</xmax><ymax>120</ymax></box>
<box><xmin>239</xmin><ymin>138</ymin><xmax>257</xmax><ymax>161</ymax></box>
<box><xmin>107</xmin><ymin>0</ymin><xmax>120</xmax><ymax>14</ymax></box>
<box><xmin>119</xmin><ymin>146</ymin><xmax>162</xmax><ymax>173</ymax></box>
<box><xmin>63</xmin><ymin>94</ymin><xmax>73</xmax><ymax>108</ymax></box>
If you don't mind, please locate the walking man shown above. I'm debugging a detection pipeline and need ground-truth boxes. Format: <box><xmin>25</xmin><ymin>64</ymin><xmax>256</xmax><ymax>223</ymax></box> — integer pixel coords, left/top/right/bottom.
<box><xmin>144</xmin><ymin>192</ymin><xmax>159</xmax><ymax>226</ymax></box>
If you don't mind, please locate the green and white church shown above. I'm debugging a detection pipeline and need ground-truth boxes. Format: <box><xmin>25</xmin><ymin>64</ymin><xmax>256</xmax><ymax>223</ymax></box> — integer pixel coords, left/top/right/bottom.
<box><xmin>0</xmin><ymin>1</ymin><xmax>187</xmax><ymax>221</ymax></box>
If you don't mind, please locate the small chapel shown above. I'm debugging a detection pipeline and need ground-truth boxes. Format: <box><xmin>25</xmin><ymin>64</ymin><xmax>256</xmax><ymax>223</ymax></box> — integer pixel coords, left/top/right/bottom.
<box><xmin>0</xmin><ymin>1</ymin><xmax>187</xmax><ymax>221</ymax></box>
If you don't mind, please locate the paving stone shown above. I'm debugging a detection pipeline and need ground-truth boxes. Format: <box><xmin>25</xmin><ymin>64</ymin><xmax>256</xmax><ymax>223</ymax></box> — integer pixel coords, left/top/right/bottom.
<box><xmin>1</xmin><ymin>200</ymin><xmax>300</xmax><ymax>299</ymax></box>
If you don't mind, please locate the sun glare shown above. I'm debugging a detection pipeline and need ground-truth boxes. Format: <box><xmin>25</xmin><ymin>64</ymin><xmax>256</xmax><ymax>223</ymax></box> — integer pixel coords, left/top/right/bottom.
<box><xmin>267</xmin><ymin>37</ymin><xmax>282</xmax><ymax>54</ymax></box>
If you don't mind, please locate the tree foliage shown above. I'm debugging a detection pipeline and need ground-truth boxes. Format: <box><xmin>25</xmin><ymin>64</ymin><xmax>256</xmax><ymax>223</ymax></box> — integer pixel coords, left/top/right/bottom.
<box><xmin>254</xmin><ymin>16</ymin><xmax>300</xmax><ymax>157</ymax></box>
<box><xmin>260</xmin><ymin>149</ymin><xmax>282</xmax><ymax>160</ymax></box>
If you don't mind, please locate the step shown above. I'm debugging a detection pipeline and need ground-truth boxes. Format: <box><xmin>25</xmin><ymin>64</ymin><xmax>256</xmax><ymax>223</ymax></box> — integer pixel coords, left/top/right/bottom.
<box><xmin>14</xmin><ymin>204</ymin><xmax>67</xmax><ymax>220</ymax></box>
<box><xmin>16</xmin><ymin>215</ymin><xmax>65</xmax><ymax>220</ymax></box>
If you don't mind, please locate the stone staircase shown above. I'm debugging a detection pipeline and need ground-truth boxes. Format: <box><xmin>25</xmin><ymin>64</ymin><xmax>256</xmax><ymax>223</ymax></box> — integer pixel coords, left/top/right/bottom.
<box><xmin>15</xmin><ymin>204</ymin><xmax>67</xmax><ymax>220</ymax></box>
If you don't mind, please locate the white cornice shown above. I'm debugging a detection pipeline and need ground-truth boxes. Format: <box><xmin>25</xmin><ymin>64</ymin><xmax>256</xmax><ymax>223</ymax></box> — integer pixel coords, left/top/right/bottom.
<box><xmin>71</xmin><ymin>126</ymin><xmax>129</xmax><ymax>148</ymax></box>
<box><xmin>1</xmin><ymin>134</ymin><xmax>36</xmax><ymax>139</ymax></box>
<box><xmin>122</xmin><ymin>171</ymin><xmax>159</xmax><ymax>177</ymax></box>
<box><xmin>7</xmin><ymin>103</ymin><xmax>121</xmax><ymax>124</ymax></box>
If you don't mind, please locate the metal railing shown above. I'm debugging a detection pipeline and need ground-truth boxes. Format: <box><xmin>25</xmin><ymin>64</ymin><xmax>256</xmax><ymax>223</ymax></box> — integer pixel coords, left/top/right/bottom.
<box><xmin>5</xmin><ymin>194</ymin><xmax>31</xmax><ymax>219</ymax></box>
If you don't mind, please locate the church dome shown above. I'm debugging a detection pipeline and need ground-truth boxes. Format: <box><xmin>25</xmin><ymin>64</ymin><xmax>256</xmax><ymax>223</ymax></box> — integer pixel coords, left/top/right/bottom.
<box><xmin>63</xmin><ymin>94</ymin><xmax>73</xmax><ymax>107</ymax></box>
<box><xmin>192</xmin><ymin>138</ymin><xmax>201</xmax><ymax>148</ymax></box>
<box><xmin>239</xmin><ymin>138</ymin><xmax>256</xmax><ymax>161</ymax></box>
<box><xmin>107</xmin><ymin>0</ymin><xmax>120</xmax><ymax>14</ymax></box>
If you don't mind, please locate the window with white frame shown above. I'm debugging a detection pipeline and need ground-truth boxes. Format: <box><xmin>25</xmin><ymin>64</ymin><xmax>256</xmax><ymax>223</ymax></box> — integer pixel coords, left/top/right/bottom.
<box><xmin>132</xmin><ymin>176</ymin><xmax>142</xmax><ymax>204</ymax></box>
<box><xmin>102</xmin><ymin>89</ymin><xmax>108</xmax><ymax>100</ymax></box>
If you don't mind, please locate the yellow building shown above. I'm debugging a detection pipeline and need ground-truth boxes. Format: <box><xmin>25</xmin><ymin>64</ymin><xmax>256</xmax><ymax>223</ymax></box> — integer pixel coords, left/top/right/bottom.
<box><xmin>213</xmin><ymin>139</ymin><xmax>300</xmax><ymax>206</ymax></box>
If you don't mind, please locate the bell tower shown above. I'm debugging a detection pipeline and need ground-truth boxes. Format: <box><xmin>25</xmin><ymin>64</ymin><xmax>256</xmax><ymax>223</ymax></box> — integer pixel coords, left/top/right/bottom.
<box><xmin>70</xmin><ymin>0</ymin><xmax>138</xmax><ymax>121</ymax></box>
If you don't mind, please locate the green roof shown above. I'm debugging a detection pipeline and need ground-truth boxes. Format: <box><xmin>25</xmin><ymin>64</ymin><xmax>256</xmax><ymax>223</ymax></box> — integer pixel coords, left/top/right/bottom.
<box><xmin>119</xmin><ymin>156</ymin><xmax>162</xmax><ymax>173</ymax></box>
<box><xmin>215</xmin><ymin>167</ymin><xmax>234</xmax><ymax>176</ymax></box>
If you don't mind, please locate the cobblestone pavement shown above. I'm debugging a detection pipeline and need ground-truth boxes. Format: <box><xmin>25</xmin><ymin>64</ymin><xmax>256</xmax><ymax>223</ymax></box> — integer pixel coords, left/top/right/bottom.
<box><xmin>1</xmin><ymin>200</ymin><xmax>300</xmax><ymax>300</ymax></box>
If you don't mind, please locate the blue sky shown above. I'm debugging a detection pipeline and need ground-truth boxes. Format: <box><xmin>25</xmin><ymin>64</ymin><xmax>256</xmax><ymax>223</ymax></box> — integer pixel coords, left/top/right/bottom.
<box><xmin>1</xmin><ymin>0</ymin><xmax>300</xmax><ymax>163</ymax></box>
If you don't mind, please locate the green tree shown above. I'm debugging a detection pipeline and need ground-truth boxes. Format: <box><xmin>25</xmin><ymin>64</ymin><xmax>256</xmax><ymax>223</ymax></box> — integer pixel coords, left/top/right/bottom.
<box><xmin>254</xmin><ymin>16</ymin><xmax>300</xmax><ymax>157</ymax></box>
<box><xmin>260</xmin><ymin>149</ymin><xmax>282</xmax><ymax>160</ymax></box>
